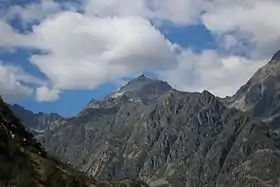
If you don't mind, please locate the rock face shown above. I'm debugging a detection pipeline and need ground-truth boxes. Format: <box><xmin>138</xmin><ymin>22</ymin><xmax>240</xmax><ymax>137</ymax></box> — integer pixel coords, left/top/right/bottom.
<box><xmin>0</xmin><ymin>97</ymin><xmax>149</xmax><ymax>187</ymax></box>
<box><xmin>21</xmin><ymin>73</ymin><xmax>280</xmax><ymax>187</ymax></box>
<box><xmin>224</xmin><ymin>50</ymin><xmax>280</xmax><ymax>129</ymax></box>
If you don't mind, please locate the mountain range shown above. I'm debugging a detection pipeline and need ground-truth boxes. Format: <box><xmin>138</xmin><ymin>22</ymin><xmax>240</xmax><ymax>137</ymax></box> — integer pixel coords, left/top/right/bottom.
<box><xmin>7</xmin><ymin>50</ymin><xmax>280</xmax><ymax>187</ymax></box>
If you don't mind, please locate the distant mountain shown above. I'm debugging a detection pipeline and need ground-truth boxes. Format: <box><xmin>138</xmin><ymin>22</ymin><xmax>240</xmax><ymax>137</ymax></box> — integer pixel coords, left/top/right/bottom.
<box><xmin>0</xmin><ymin>97</ymin><xmax>149</xmax><ymax>187</ymax></box>
<box><xmin>8</xmin><ymin>104</ymin><xmax>67</xmax><ymax>133</ymax></box>
<box><xmin>224</xmin><ymin>50</ymin><xmax>280</xmax><ymax>129</ymax></box>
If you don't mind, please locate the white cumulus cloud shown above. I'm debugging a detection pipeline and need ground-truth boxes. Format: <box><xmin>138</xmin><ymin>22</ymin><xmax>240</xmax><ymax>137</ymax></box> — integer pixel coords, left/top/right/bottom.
<box><xmin>0</xmin><ymin>64</ymin><xmax>38</xmax><ymax>103</ymax></box>
<box><xmin>36</xmin><ymin>86</ymin><xmax>60</xmax><ymax>102</ymax></box>
<box><xmin>1</xmin><ymin>0</ymin><xmax>280</xmax><ymax>102</ymax></box>
<box><xmin>26</xmin><ymin>12</ymin><xmax>177</xmax><ymax>90</ymax></box>
<box><xmin>84</xmin><ymin>0</ymin><xmax>206</xmax><ymax>26</ymax></box>
<box><xmin>0</xmin><ymin>21</ymin><xmax>30</xmax><ymax>48</ymax></box>
<box><xmin>202</xmin><ymin>0</ymin><xmax>280</xmax><ymax>57</ymax></box>
<box><xmin>158</xmin><ymin>49</ymin><xmax>266</xmax><ymax>97</ymax></box>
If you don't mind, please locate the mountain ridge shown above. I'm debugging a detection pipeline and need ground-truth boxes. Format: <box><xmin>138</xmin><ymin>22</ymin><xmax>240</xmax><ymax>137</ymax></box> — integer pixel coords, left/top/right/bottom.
<box><xmin>223</xmin><ymin>50</ymin><xmax>280</xmax><ymax>130</ymax></box>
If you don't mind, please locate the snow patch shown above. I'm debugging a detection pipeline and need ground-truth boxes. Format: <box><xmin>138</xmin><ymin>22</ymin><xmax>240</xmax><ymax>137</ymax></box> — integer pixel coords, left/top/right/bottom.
<box><xmin>229</xmin><ymin>96</ymin><xmax>246</xmax><ymax>111</ymax></box>
<box><xmin>109</xmin><ymin>91</ymin><xmax>125</xmax><ymax>99</ymax></box>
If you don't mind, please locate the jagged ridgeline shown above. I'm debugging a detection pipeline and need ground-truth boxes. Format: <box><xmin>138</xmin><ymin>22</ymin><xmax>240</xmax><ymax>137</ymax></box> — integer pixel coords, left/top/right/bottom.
<box><xmin>0</xmin><ymin>97</ymin><xmax>148</xmax><ymax>187</ymax></box>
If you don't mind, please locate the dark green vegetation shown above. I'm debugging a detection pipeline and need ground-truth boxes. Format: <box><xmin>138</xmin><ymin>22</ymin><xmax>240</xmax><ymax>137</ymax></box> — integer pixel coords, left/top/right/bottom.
<box><xmin>9</xmin><ymin>51</ymin><xmax>280</xmax><ymax>187</ymax></box>
<box><xmin>0</xmin><ymin>97</ymin><xmax>148</xmax><ymax>187</ymax></box>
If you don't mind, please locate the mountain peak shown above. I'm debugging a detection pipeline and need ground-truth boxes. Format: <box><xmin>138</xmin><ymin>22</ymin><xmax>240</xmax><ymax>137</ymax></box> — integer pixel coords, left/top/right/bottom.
<box><xmin>224</xmin><ymin>49</ymin><xmax>280</xmax><ymax>116</ymax></box>
<box><xmin>99</xmin><ymin>75</ymin><xmax>172</xmax><ymax>105</ymax></box>
<box><xmin>136</xmin><ymin>74</ymin><xmax>148</xmax><ymax>80</ymax></box>
<box><xmin>127</xmin><ymin>74</ymin><xmax>152</xmax><ymax>85</ymax></box>
<box><xmin>120</xmin><ymin>74</ymin><xmax>158</xmax><ymax>92</ymax></box>
<box><xmin>271</xmin><ymin>50</ymin><xmax>280</xmax><ymax>62</ymax></box>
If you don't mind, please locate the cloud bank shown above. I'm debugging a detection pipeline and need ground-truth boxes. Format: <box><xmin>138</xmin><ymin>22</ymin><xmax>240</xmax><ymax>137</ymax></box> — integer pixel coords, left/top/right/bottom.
<box><xmin>1</xmin><ymin>0</ymin><xmax>280</xmax><ymax>102</ymax></box>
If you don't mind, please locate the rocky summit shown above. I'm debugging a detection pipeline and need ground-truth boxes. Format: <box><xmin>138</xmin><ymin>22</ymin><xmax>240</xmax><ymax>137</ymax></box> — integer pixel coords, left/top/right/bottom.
<box><xmin>9</xmin><ymin>51</ymin><xmax>280</xmax><ymax>187</ymax></box>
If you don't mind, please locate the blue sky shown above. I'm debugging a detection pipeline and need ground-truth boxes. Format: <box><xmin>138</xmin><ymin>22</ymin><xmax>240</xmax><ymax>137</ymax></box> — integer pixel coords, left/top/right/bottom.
<box><xmin>1</xmin><ymin>0</ymin><xmax>280</xmax><ymax>116</ymax></box>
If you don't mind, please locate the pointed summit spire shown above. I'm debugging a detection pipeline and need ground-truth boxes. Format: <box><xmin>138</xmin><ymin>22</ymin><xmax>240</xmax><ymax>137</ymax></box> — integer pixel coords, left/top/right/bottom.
<box><xmin>118</xmin><ymin>73</ymin><xmax>171</xmax><ymax>93</ymax></box>
<box><xmin>271</xmin><ymin>50</ymin><xmax>280</xmax><ymax>62</ymax></box>
<box><xmin>136</xmin><ymin>74</ymin><xmax>148</xmax><ymax>80</ymax></box>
